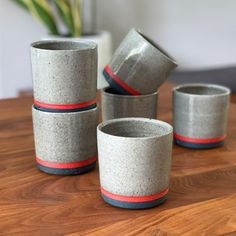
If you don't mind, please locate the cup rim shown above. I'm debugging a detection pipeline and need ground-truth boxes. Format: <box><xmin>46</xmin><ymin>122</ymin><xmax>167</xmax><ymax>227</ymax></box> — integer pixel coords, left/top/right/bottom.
<box><xmin>173</xmin><ymin>83</ymin><xmax>231</xmax><ymax>97</ymax></box>
<box><xmin>31</xmin><ymin>40</ymin><xmax>97</xmax><ymax>52</ymax></box>
<box><xmin>97</xmin><ymin>118</ymin><xmax>173</xmax><ymax>140</ymax></box>
<box><xmin>132</xmin><ymin>28</ymin><xmax>177</xmax><ymax>66</ymax></box>
<box><xmin>102</xmin><ymin>87</ymin><xmax>158</xmax><ymax>98</ymax></box>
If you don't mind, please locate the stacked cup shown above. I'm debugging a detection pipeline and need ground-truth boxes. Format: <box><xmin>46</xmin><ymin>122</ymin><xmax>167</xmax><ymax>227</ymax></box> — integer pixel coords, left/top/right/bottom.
<box><xmin>31</xmin><ymin>40</ymin><xmax>98</xmax><ymax>175</ymax></box>
<box><xmin>101</xmin><ymin>28</ymin><xmax>177</xmax><ymax>121</ymax></box>
<box><xmin>97</xmin><ymin>29</ymin><xmax>178</xmax><ymax>209</ymax></box>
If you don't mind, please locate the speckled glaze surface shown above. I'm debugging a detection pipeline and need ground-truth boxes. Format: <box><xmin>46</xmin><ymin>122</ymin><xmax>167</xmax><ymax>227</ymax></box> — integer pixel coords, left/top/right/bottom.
<box><xmin>97</xmin><ymin>118</ymin><xmax>173</xmax><ymax>209</ymax></box>
<box><xmin>32</xmin><ymin>106</ymin><xmax>98</xmax><ymax>175</ymax></box>
<box><xmin>101</xmin><ymin>87</ymin><xmax>158</xmax><ymax>121</ymax></box>
<box><xmin>103</xmin><ymin>29</ymin><xmax>177</xmax><ymax>95</ymax></box>
<box><xmin>173</xmin><ymin>84</ymin><xmax>230</xmax><ymax>149</ymax></box>
<box><xmin>31</xmin><ymin>40</ymin><xmax>97</xmax><ymax>105</ymax></box>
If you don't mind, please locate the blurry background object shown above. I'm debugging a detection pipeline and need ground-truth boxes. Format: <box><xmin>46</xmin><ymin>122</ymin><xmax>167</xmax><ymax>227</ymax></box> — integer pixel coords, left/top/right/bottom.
<box><xmin>12</xmin><ymin>0</ymin><xmax>96</xmax><ymax>38</ymax></box>
<box><xmin>0</xmin><ymin>0</ymin><xmax>236</xmax><ymax>98</ymax></box>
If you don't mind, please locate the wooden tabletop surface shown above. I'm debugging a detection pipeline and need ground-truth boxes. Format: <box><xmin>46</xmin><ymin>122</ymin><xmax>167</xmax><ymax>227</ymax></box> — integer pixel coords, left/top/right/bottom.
<box><xmin>0</xmin><ymin>83</ymin><xmax>235</xmax><ymax>236</ymax></box>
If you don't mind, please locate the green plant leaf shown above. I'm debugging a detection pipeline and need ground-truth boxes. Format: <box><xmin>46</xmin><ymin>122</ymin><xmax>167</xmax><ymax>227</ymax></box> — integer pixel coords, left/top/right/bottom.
<box><xmin>70</xmin><ymin>0</ymin><xmax>81</xmax><ymax>36</ymax></box>
<box><xmin>12</xmin><ymin>0</ymin><xmax>29</xmax><ymax>10</ymax></box>
<box><xmin>29</xmin><ymin>0</ymin><xmax>59</xmax><ymax>35</ymax></box>
<box><xmin>54</xmin><ymin>0</ymin><xmax>74</xmax><ymax>36</ymax></box>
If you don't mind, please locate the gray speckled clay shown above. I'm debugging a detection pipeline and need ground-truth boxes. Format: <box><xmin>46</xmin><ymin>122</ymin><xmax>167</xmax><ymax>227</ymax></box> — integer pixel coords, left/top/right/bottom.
<box><xmin>103</xmin><ymin>29</ymin><xmax>177</xmax><ymax>95</ymax></box>
<box><xmin>97</xmin><ymin>118</ymin><xmax>173</xmax><ymax>209</ymax></box>
<box><xmin>32</xmin><ymin>106</ymin><xmax>98</xmax><ymax>175</ymax></box>
<box><xmin>31</xmin><ymin>40</ymin><xmax>97</xmax><ymax>104</ymax></box>
<box><xmin>173</xmin><ymin>84</ymin><xmax>230</xmax><ymax>149</ymax></box>
<box><xmin>101</xmin><ymin>87</ymin><xmax>158</xmax><ymax>121</ymax></box>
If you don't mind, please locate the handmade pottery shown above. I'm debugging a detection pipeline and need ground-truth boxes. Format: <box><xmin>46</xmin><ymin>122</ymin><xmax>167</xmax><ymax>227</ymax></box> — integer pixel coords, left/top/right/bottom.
<box><xmin>173</xmin><ymin>84</ymin><xmax>230</xmax><ymax>149</ymax></box>
<box><xmin>97</xmin><ymin>118</ymin><xmax>173</xmax><ymax>209</ymax></box>
<box><xmin>101</xmin><ymin>87</ymin><xmax>158</xmax><ymax>121</ymax></box>
<box><xmin>31</xmin><ymin>40</ymin><xmax>97</xmax><ymax>112</ymax></box>
<box><xmin>103</xmin><ymin>29</ymin><xmax>177</xmax><ymax>95</ymax></box>
<box><xmin>32</xmin><ymin>106</ymin><xmax>98</xmax><ymax>175</ymax></box>
<box><xmin>43</xmin><ymin>31</ymin><xmax>112</xmax><ymax>89</ymax></box>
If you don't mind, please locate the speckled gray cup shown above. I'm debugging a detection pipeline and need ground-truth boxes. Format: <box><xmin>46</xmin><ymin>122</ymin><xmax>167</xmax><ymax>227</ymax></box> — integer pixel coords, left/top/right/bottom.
<box><xmin>173</xmin><ymin>84</ymin><xmax>230</xmax><ymax>149</ymax></box>
<box><xmin>31</xmin><ymin>40</ymin><xmax>97</xmax><ymax>112</ymax></box>
<box><xmin>103</xmin><ymin>28</ymin><xmax>177</xmax><ymax>95</ymax></box>
<box><xmin>97</xmin><ymin>118</ymin><xmax>173</xmax><ymax>209</ymax></box>
<box><xmin>32</xmin><ymin>106</ymin><xmax>98</xmax><ymax>175</ymax></box>
<box><xmin>101</xmin><ymin>87</ymin><xmax>158</xmax><ymax>121</ymax></box>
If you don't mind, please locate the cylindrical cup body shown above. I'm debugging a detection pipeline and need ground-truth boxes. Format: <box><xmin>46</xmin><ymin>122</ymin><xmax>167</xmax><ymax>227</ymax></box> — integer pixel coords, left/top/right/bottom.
<box><xmin>31</xmin><ymin>40</ymin><xmax>97</xmax><ymax>107</ymax></box>
<box><xmin>42</xmin><ymin>31</ymin><xmax>112</xmax><ymax>89</ymax></box>
<box><xmin>103</xmin><ymin>29</ymin><xmax>177</xmax><ymax>95</ymax></box>
<box><xmin>97</xmin><ymin>118</ymin><xmax>173</xmax><ymax>209</ymax></box>
<box><xmin>32</xmin><ymin>106</ymin><xmax>98</xmax><ymax>175</ymax></box>
<box><xmin>101</xmin><ymin>87</ymin><xmax>158</xmax><ymax>121</ymax></box>
<box><xmin>173</xmin><ymin>84</ymin><xmax>230</xmax><ymax>149</ymax></box>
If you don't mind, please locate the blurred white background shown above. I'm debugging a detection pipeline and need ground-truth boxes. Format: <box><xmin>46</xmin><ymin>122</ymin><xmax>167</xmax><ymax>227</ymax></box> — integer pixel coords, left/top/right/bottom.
<box><xmin>1</xmin><ymin>0</ymin><xmax>236</xmax><ymax>98</ymax></box>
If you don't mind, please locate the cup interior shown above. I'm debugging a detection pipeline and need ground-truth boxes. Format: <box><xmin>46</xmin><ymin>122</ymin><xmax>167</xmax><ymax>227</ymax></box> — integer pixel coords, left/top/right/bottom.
<box><xmin>103</xmin><ymin>87</ymin><xmax>158</xmax><ymax>98</ymax></box>
<box><xmin>98</xmin><ymin>118</ymin><xmax>172</xmax><ymax>138</ymax></box>
<box><xmin>104</xmin><ymin>87</ymin><xmax>123</xmax><ymax>95</ymax></box>
<box><xmin>175</xmin><ymin>84</ymin><xmax>230</xmax><ymax>96</ymax></box>
<box><xmin>31</xmin><ymin>41</ymin><xmax>96</xmax><ymax>51</ymax></box>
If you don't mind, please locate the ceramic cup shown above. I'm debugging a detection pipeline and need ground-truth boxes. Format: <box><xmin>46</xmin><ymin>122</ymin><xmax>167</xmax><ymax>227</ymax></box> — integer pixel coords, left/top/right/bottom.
<box><xmin>32</xmin><ymin>106</ymin><xmax>98</xmax><ymax>175</ymax></box>
<box><xmin>31</xmin><ymin>40</ymin><xmax>97</xmax><ymax>112</ymax></box>
<box><xmin>101</xmin><ymin>87</ymin><xmax>158</xmax><ymax>121</ymax></box>
<box><xmin>103</xmin><ymin>28</ymin><xmax>177</xmax><ymax>95</ymax></box>
<box><xmin>173</xmin><ymin>84</ymin><xmax>230</xmax><ymax>149</ymax></box>
<box><xmin>97</xmin><ymin>118</ymin><xmax>173</xmax><ymax>209</ymax></box>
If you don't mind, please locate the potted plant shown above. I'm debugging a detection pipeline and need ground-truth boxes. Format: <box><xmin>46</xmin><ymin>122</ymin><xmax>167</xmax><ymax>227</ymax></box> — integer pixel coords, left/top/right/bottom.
<box><xmin>13</xmin><ymin>0</ymin><xmax>112</xmax><ymax>88</ymax></box>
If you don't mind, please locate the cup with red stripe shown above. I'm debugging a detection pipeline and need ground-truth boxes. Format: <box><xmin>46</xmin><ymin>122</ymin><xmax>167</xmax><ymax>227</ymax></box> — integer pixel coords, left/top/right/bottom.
<box><xmin>173</xmin><ymin>84</ymin><xmax>230</xmax><ymax>149</ymax></box>
<box><xmin>97</xmin><ymin>118</ymin><xmax>173</xmax><ymax>209</ymax></box>
<box><xmin>31</xmin><ymin>40</ymin><xmax>97</xmax><ymax>112</ymax></box>
<box><xmin>32</xmin><ymin>106</ymin><xmax>98</xmax><ymax>175</ymax></box>
<box><xmin>103</xmin><ymin>29</ymin><xmax>177</xmax><ymax>96</ymax></box>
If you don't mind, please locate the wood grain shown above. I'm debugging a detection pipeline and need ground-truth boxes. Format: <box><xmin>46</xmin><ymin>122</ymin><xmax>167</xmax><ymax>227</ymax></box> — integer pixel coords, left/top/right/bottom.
<box><xmin>0</xmin><ymin>83</ymin><xmax>235</xmax><ymax>235</ymax></box>
<box><xmin>75</xmin><ymin>194</ymin><xmax>236</xmax><ymax>236</ymax></box>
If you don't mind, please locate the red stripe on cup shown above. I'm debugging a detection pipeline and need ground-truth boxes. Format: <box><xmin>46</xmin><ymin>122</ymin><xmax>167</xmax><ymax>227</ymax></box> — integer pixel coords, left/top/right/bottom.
<box><xmin>105</xmin><ymin>65</ymin><xmax>141</xmax><ymax>95</ymax></box>
<box><xmin>101</xmin><ymin>187</ymin><xmax>169</xmax><ymax>203</ymax></box>
<box><xmin>34</xmin><ymin>99</ymin><xmax>96</xmax><ymax>110</ymax></box>
<box><xmin>174</xmin><ymin>133</ymin><xmax>226</xmax><ymax>144</ymax></box>
<box><xmin>36</xmin><ymin>156</ymin><xmax>97</xmax><ymax>169</ymax></box>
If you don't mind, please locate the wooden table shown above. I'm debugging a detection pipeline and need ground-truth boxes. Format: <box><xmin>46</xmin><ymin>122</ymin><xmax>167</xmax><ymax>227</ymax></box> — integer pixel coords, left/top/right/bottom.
<box><xmin>0</xmin><ymin>83</ymin><xmax>235</xmax><ymax>236</ymax></box>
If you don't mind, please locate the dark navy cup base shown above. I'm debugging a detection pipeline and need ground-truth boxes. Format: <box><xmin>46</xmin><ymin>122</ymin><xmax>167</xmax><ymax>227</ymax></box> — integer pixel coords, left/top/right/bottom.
<box><xmin>33</xmin><ymin>104</ymin><xmax>97</xmax><ymax>113</ymax></box>
<box><xmin>101</xmin><ymin>194</ymin><xmax>167</xmax><ymax>209</ymax></box>
<box><xmin>175</xmin><ymin>139</ymin><xmax>224</xmax><ymax>149</ymax></box>
<box><xmin>37</xmin><ymin>162</ymin><xmax>96</xmax><ymax>175</ymax></box>
<box><xmin>103</xmin><ymin>69</ymin><xmax>131</xmax><ymax>95</ymax></box>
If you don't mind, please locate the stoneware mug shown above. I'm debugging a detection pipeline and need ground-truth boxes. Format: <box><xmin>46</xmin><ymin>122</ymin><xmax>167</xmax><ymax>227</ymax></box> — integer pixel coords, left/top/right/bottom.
<box><xmin>32</xmin><ymin>106</ymin><xmax>98</xmax><ymax>175</ymax></box>
<box><xmin>101</xmin><ymin>87</ymin><xmax>158</xmax><ymax>121</ymax></box>
<box><xmin>97</xmin><ymin>118</ymin><xmax>173</xmax><ymax>209</ymax></box>
<box><xmin>31</xmin><ymin>40</ymin><xmax>97</xmax><ymax>112</ymax></box>
<box><xmin>103</xmin><ymin>28</ymin><xmax>177</xmax><ymax>95</ymax></box>
<box><xmin>173</xmin><ymin>84</ymin><xmax>230</xmax><ymax>149</ymax></box>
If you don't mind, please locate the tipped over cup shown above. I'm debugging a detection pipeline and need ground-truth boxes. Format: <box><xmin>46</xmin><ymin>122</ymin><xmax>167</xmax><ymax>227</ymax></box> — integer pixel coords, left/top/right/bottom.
<box><xmin>103</xmin><ymin>29</ymin><xmax>177</xmax><ymax>95</ymax></box>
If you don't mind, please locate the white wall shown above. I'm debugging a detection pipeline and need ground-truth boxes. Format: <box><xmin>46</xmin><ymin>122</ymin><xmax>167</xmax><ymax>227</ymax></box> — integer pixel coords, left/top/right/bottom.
<box><xmin>0</xmin><ymin>1</ymin><xmax>46</xmax><ymax>98</ymax></box>
<box><xmin>1</xmin><ymin>0</ymin><xmax>236</xmax><ymax>98</ymax></box>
